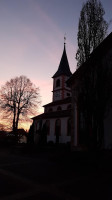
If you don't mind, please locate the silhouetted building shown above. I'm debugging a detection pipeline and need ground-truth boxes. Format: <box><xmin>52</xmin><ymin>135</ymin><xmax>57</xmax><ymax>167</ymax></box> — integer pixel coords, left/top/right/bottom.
<box><xmin>9</xmin><ymin>129</ymin><xmax>27</xmax><ymax>144</ymax></box>
<box><xmin>32</xmin><ymin>42</ymin><xmax>72</xmax><ymax>145</ymax></box>
<box><xmin>68</xmin><ymin>32</ymin><xmax>112</xmax><ymax>150</ymax></box>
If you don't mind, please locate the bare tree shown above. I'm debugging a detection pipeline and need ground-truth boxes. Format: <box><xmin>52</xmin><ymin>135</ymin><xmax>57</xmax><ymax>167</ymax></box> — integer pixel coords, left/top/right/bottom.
<box><xmin>0</xmin><ymin>123</ymin><xmax>5</xmax><ymax>131</ymax></box>
<box><xmin>76</xmin><ymin>0</ymin><xmax>108</xmax><ymax>68</ymax></box>
<box><xmin>0</xmin><ymin>76</ymin><xmax>40</xmax><ymax>132</ymax></box>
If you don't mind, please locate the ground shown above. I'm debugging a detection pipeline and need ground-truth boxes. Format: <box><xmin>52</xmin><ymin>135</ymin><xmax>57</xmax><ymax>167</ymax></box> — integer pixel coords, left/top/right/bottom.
<box><xmin>0</xmin><ymin>144</ymin><xmax>112</xmax><ymax>200</ymax></box>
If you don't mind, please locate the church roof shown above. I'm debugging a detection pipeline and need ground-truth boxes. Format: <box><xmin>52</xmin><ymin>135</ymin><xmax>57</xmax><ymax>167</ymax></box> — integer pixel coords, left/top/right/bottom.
<box><xmin>68</xmin><ymin>32</ymin><xmax>112</xmax><ymax>85</ymax></box>
<box><xmin>52</xmin><ymin>43</ymin><xmax>72</xmax><ymax>78</ymax></box>
<box><xmin>43</xmin><ymin>97</ymin><xmax>71</xmax><ymax>107</ymax></box>
<box><xmin>32</xmin><ymin>109</ymin><xmax>71</xmax><ymax>120</ymax></box>
<box><xmin>32</xmin><ymin>97</ymin><xmax>71</xmax><ymax>120</ymax></box>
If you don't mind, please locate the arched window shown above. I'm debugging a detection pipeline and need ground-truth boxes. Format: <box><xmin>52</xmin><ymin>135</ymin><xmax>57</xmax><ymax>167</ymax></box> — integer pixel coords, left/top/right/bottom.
<box><xmin>55</xmin><ymin>119</ymin><xmax>61</xmax><ymax>144</ymax></box>
<box><xmin>56</xmin><ymin>79</ymin><xmax>60</xmax><ymax>87</ymax></box>
<box><xmin>45</xmin><ymin>120</ymin><xmax>50</xmax><ymax>135</ymax></box>
<box><xmin>67</xmin><ymin>104</ymin><xmax>71</xmax><ymax>110</ymax></box>
<box><xmin>67</xmin><ymin>118</ymin><xmax>71</xmax><ymax>136</ymax></box>
<box><xmin>57</xmin><ymin>106</ymin><xmax>62</xmax><ymax>111</ymax></box>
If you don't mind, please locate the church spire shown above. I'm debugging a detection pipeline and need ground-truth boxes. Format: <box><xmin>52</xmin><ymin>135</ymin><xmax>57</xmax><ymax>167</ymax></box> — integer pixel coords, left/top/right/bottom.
<box><xmin>52</xmin><ymin>37</ymin><xmax>72</xmax><ymax>78</ymax></box>
<box><xmin>64</xmin><ymin>34</ymin><xmax>66</xmax><ymax>46</ymax></box>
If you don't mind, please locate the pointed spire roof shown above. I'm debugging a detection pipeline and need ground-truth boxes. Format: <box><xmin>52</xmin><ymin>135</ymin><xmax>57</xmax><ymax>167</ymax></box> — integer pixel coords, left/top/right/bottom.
<box><xmin>52</xmin><ymin>42</ymin><xmax>72</xmax><ymax>78</ymax></box>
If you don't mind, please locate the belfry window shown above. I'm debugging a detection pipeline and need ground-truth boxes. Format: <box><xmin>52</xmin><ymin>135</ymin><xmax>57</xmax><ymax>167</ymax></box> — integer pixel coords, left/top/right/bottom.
<box><xmin>56</xmin><ymin>79</ymin><xmax>60</xmax><ymax>87</ymax></box>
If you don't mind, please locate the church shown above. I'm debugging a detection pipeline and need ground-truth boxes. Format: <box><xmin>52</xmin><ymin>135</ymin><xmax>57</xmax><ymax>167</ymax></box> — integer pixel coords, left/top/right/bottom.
<box><xmin>32</xmin><ymin>33</ymin><xmax>112</xmax><ymax>150</ymax></box>
<box><xmin>32</xmin><ymin>41</ymin><xmax>72</xmax><ymax>144</ymax></box>
<box><xmin>68</xmin><ymin>32</ymin><xmax>112</xmax><ymax>150</ymax></box>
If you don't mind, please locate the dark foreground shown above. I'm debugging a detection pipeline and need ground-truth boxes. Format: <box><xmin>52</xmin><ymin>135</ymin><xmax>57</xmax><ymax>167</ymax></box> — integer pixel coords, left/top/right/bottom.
<box><xmin>0</xmin><ymin>145</ymin><xmax>112</xmax><ymax>200</ymax></box>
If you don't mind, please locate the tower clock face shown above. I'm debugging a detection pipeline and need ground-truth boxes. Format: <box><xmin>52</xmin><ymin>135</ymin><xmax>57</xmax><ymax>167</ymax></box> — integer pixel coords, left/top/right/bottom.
<box><xmin>53</xmin><ymin>91</ymin><xmax>61</xmax><ymax>101</ymax></box>
<box><xmin>55</xmin><ymin>91</ymin><xmax>60</xmax><ymax>97</ymax></box>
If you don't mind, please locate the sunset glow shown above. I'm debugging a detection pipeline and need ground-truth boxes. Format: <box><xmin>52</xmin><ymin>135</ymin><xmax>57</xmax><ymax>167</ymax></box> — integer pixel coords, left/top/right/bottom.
<box><xmin>0</xmin><ymin>0</ymin><xmax>111</xmax><ymax>131</ymax></box>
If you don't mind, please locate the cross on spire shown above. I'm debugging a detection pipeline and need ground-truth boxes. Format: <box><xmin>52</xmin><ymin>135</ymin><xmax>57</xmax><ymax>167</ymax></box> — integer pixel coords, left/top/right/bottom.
<box><xmin>64</xmin><ymin>34</ymin><xmax>66</xmax><ymax>45</ymax></box>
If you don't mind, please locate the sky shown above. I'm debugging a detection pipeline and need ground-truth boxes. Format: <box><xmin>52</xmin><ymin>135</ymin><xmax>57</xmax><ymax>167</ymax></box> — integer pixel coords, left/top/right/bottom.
<box><xmin>0</xmin><ymin>0</ymin><xmax>112</xmax><ymax>130</ymax></box>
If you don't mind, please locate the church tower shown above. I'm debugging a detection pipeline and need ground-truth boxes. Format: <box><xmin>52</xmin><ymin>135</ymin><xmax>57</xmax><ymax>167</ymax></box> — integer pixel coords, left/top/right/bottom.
<box><xmin>32</xmin><ymin>38</ymin><xmax>72</xmax><ymax>145</ymax></box>
<box><xmin>52</xmin><ymin>41</ymin><xmax>72</xmax><ymax>102</ymax></box>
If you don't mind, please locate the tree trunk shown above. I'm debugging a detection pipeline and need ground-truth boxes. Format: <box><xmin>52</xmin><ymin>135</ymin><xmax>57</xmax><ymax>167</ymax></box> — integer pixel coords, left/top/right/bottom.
<box><xmin>13</xmin><ymin>117</ymin><xmax>16</xmax><ymax>132</ymax></box>
<box><xmin>16</xmin><ymin>112</ymin><xmax>20</xmax><ymax>130</ymax></box>
<box><xmin>13</xmin><ymin>103</ymin><xmax>16</xmax><ymax>132</ymax></box>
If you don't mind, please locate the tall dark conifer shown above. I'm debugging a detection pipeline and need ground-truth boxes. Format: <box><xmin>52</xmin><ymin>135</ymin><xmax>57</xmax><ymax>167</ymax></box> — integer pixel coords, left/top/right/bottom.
<box><xmin>76</xmin><ymin>0</ymin><xmax>108</xmax><ymax>68</ymax></box>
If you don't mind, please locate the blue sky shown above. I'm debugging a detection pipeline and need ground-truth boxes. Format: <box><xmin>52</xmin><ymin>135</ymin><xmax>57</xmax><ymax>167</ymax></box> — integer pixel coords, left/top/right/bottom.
<box><xmin>0</xmin><ymin>0</ymin><xmax>111</xmax><ymax>129</ymax></box>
